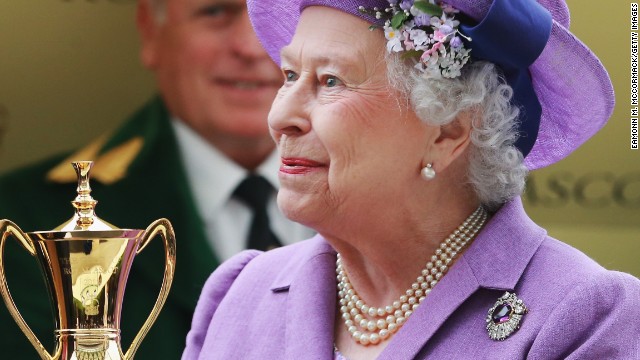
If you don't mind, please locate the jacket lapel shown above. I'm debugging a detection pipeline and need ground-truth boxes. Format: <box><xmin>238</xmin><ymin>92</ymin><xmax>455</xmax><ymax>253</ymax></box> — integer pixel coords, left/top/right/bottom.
<box><xmin>114</xmin><ymin>98</ymin><xmax>217</xmax><ymax>310</ymax></box>
<box><xmin>379</xmin><ymin>254</ymin><xmax>481</xmax><ymax>359</ymax></box>
<box><xmin>272</xmin><ymin>237</ymin><xmax>338</xmax><ymax>360</ymax></box>
<box><xmin>380</xmin><ymin>198</ymin><xmax>546</xmax><ymax>359</ymax></box>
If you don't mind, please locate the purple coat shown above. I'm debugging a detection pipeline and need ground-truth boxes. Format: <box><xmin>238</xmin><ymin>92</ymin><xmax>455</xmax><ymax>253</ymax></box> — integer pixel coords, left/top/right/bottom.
<box><xmin>182</xmin><ymin>198</ymin><xmax>640</xmax><ymax>359</ymax></box>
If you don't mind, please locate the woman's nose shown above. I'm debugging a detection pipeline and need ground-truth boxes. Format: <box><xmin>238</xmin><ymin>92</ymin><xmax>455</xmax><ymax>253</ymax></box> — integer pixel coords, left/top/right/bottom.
<box><xmin>268</xmin><ymin>83</ymin><xmax>313</xmax><ymax>137</ymax></box>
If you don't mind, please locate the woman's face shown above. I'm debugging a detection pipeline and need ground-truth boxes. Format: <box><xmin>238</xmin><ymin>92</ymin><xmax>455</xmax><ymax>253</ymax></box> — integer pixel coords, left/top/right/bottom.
<box><xmin>269</xmin><ymin>6</ymin><xmax>436</xmax><ymax>234</ymax></box>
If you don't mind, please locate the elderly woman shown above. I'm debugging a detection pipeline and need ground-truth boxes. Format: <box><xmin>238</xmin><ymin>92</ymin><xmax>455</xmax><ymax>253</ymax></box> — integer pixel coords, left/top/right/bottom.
<box><xmin>182</xmin><ymin>0</ymin><xmax>640</xmax><ymax>359</ymax></box>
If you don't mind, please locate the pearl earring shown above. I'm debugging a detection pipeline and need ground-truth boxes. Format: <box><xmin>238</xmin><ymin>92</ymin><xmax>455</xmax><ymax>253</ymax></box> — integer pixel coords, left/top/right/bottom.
<box><xmin>421</xmin><ymin>163</ymin><xmax>436</xmax><ymax>180</ymax></box>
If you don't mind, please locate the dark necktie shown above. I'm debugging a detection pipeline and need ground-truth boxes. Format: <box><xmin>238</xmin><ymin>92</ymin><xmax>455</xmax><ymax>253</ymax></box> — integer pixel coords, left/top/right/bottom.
<box><xmin>232</xmin><ymin>175</ymin><xmax>282</xmax><ymax>251</ymax></box>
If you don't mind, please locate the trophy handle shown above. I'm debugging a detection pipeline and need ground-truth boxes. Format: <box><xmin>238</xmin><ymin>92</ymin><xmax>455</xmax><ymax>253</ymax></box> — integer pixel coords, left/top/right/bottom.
<box><xmin>124</xmin><ymin>218</ymin><xmax>176</xmax><ymax>360</ymax></box>
<box><xmin>0</xmin><ymin>220</ymin><xmax>54</xmax><ymax>360</ymax></box>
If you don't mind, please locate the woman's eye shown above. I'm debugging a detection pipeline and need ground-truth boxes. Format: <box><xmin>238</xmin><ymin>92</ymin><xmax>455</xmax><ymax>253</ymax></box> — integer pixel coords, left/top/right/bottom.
<box><xmin>324</xmin><ymin>75</ymin><xmax>342</xmax><ymax>88</ymax></box>
<box><xmin>284</xmin><ymin>71</ymin><xmax>299</xmax><ymax>82</ymax></box>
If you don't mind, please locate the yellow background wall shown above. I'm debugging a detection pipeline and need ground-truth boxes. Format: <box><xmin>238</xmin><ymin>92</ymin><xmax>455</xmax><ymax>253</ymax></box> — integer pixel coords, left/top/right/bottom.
<box><xmin>0</xmin><ymin>1</ymin><xmax>637</xmax><ymax>275</ymax></box>
<box><xmin>0</xmin><ymin>0</ymin><xmax>153</xmax><ymax>169</ymax></box>
<box><xmin>523</xmin><ymin>2</ymin><xmax>640</xmax><ymax>277</ymax></box>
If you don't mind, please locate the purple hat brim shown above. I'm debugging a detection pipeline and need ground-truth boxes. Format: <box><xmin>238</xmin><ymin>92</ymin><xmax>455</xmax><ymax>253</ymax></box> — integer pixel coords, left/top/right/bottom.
<box><xmin>247</xmin><ymin>0</ymin><xmax>387</xmax><ymax>66</ymax></box>
<box><xmin>248</xmin><ymin>0</ymin><xmax>615</xmax><ymax>170</ymax></box>
<box><xmin>524</xmin><ymin>21</ymin><xmax>614</xmax><ymax>169</ymax></box>
<box><xmin>248</xmin><ymin>0</ymin><xmax>298</xmax><ymax>67</ymax></box>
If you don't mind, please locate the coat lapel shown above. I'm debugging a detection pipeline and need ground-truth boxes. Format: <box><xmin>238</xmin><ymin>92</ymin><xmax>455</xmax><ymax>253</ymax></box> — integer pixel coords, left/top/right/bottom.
<box><xmin>113</xmin><ymin>98</ymin><xmax>217</xmax><ymax>310</ymax></box>
<box><xmin>275</xmin><ymin>237</ymin><xmax>338</xmax><ymax>360</ymax></box>
<box><xmin>379</xmin><ymin>254</ymin><xmax>481</xmax><ymax>359</ymax></box>
<box><xmin>380</xmin><ymin>198</ymin><xmax>546</xmax><ymax>359</ymax></box>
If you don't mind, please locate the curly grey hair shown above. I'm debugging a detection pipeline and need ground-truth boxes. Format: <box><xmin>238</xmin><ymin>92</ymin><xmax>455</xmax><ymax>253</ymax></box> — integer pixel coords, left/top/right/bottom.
<box><xmin>387</xmin><ymin>58</ymin><xmax>528</xmax><ymax>210</ymax></box>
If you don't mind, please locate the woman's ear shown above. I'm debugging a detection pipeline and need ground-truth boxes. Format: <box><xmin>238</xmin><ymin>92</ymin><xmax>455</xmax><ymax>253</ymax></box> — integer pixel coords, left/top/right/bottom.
<box><xmin>424</xmin><ymin>109</ymin><xmax>475</xmax><ymax>174</ymax></box>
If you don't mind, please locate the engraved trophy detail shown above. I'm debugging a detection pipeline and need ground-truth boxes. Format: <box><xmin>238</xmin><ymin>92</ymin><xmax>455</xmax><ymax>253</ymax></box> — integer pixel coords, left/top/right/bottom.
<box><xmin>0</xmin><ymin>161</ymin><xmax>176</xmax><ymax>360</ymax></box>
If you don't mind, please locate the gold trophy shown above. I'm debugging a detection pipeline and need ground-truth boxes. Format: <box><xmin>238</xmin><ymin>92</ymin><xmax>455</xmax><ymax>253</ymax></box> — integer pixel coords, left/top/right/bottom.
<box><xmin>0</xmin><ymin>161</ymin><xmax>176</xmax><ymax>360</ymax></box>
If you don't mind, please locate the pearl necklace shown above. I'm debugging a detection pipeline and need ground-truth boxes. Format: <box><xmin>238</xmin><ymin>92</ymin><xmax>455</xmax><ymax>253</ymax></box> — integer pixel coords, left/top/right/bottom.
<box><xmin>336</xmin><ymin>206</ymin><xmax>488</xmax><ymax>346</ymax></box>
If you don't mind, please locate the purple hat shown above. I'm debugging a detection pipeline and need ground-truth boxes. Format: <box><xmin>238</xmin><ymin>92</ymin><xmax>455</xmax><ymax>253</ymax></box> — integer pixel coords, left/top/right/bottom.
<box><xmin>247</xmin><ymin>0</ymin><xmax>614</xmax><ymax>170</ymax></box>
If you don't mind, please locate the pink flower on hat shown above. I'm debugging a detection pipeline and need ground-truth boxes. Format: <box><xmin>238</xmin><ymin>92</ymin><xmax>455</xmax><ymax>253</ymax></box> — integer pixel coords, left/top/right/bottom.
<box><xmin>403</xmin><ymin>32</ymin><xmax>416</xmax><ymax>50</ymax></box>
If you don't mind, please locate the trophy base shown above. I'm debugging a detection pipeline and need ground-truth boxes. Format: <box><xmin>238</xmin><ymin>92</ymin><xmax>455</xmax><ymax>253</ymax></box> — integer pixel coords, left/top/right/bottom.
<box><xmin>56</xmin><ymin>328</ymin><xmax>124</xmax><ymax>360</ymax></box>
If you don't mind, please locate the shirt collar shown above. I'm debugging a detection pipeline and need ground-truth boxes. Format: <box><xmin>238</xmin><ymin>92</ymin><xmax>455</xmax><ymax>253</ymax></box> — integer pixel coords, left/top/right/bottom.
<box><xmin>171</xmin><ymin>118</ymin><xmax>280</xmax><ymax>219</ymax></box>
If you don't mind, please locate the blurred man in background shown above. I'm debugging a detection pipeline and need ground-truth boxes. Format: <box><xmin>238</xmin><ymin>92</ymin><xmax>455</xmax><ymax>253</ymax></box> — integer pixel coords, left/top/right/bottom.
<box><xmin>0</xmin><ymin>0</ymin><xmax>311</xmax><ymax>358</ymax></box>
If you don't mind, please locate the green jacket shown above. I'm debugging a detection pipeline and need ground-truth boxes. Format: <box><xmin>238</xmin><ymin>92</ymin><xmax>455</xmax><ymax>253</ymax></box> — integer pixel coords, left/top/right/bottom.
<box><xmin>0</xmin><ymin>97</ymin><xmax>218</xmax><ymax>359</ymax></box>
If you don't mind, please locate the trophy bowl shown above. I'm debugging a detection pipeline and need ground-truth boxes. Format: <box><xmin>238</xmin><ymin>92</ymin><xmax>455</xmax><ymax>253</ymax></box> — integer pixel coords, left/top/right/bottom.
<box><xmin>0</xmin><ymin>161</ymin><xmax>176</xmax><ymax>360</ymax></box>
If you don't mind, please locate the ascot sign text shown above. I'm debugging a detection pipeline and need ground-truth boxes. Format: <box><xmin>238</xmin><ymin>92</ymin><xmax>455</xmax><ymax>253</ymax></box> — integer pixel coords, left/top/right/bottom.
<box><xmin>526</xmin><ymin>171</ymin><xmax>640</xmax><ymax>208</ymax></box>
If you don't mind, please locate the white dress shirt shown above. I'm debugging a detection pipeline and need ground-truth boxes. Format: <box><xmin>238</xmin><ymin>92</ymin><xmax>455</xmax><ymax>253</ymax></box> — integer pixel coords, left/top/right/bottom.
<box><xmin>171</xmin><ymin>119</ymin><xmax>314</xmax><ymax>261</ymax></box>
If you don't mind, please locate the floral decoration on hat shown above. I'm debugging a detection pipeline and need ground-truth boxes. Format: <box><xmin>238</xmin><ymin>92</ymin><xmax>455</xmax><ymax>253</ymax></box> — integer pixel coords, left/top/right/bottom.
<box><xmin>360</xmin><ymin>0</ymin><xmax>472</xmax><ymax>78</ymax></box>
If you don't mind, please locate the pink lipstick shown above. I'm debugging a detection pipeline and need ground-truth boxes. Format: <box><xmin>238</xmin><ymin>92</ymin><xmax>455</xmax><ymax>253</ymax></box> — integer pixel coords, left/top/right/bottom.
<box><xmin>280</xmin><ymin>157</ymin><xmax>325</xmax><ymax>174</ymax></box>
